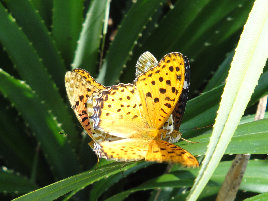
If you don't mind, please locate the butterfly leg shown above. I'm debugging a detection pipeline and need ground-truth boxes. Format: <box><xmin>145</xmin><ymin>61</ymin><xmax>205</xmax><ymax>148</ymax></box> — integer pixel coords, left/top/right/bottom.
<box><xmin>88</xmin><ymin>141</ymin><xmax>95</xmax><ymax>149</ymax></box>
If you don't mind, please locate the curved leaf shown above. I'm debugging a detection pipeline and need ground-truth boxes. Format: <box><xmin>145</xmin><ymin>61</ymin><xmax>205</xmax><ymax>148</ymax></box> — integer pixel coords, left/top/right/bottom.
<box><xmin>0</xmin><ymin>69</ymin><xmax>80</xmax><ymax>178</ymax></box>
<box><xmin>0</xmin><ymin>2</ymin><xmax>79</xmax><ymax>145</ymax></box>
<box><xmin>104</xmin><ymin>160</ymin><xmax>268</xmax><ymax>201</ymax></box>
<box><xmin>72</xmin><ymin>0</ymin><xmax>109</xmax><ymax>76</ymax></box>
<box><xmin>52</xmin><ymin>0</ymin><xmax>83</xmax><ymax>65</ymax></box>
<box><xmin>188</xmin><ymin>1</ymin><xmax>268</xmax><ymax>200</ymax></box>
<box><xmin>13</xmin><ymin>162</ymin><xmax>137</xmax><ymax>201</ymax></box>
<box><xmin>98</xmin><ymin>0</ymin><xmax>165</xmax><ymax>85</ymax></box>
<box><xmin>0</xmin><ymin>168</ymin><xmax>37</xmax><ymax>194</ymax></box>
<box><xmin>4</xmin><ymin>0</ymin><xmax>66</xmax><ymax>89</ymax></box>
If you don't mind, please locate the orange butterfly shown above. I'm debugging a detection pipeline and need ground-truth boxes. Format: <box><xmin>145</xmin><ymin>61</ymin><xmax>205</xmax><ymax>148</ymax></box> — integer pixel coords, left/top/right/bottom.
<box><xmin>135</xmin><ymin>52</ymin><xmax>190</xmax><ymax>143</ymax></box>
<box><xmin>65</xmin><ymin>52</ymin><xmax>198</xmax><ymax>167</ymax></box>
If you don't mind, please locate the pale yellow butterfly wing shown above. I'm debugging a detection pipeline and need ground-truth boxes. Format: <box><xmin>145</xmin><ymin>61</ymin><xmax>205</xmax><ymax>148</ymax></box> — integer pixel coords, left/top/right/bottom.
<box><xmin>135</xmin><ymin>51</ymin><xmax>158</xmax><ymax>77</ymax></box>
<box><xmin>65</xmin><ymin>69</ymin><xmax>117</xmax><ymax>143</ymax></box>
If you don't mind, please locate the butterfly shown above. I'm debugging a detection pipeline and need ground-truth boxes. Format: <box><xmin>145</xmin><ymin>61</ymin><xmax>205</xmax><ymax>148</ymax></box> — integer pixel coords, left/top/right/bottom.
<box><xmin>135</xmin><ymin>51</ymin><xmax>190</xmax><ymax>143</ymax></box>
<box><xmin>65</xmin><ymin>52</ymin><xmax>183</xmax><ymax>145</ymax></box>
<box><xmin>65</xmin><ymin>52</ymin><xmax>198</xmax><ymax>167</ymax></box>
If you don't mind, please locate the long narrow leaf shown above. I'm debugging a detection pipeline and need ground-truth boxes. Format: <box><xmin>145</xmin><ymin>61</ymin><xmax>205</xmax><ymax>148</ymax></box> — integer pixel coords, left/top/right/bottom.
<box><xmin>52</xmin><ymin>0</ymin><xmax>83</xmax><ymax>65</ymax></box>
<box><xmin>0</xmin><ymin>106</ymin><xmax>34</xmax><ymax>173</ymax></box>
<box><xmin>0</xmin><ymin>70</ymin><xmax>80</xmax><ymax>178</ymax></box>
<box><xmin>0</xmin><ymin>3</ymin><xmax>79</xmax><ymax>145</ymax></box>
<box><xmin>72</xmin><ymin>0</ymin><xmax>109</xmax><ymax>76</ymax></box>
<box><xmin>184</xmin><ymin>117</ymin><xmax>268</xmax><ymax>155</ymax></box>
<box><xmin>0</xmin><ymin>168</ymin><xmax>37</xmax><ymax>194</ymax></box>
<box><xmin>244</xmin><ymin>192</ymin><xmax>268</xmax><ymax>201</ymax></box>
<box><xmin>13</xmin><ymin>162</ymin><xmax>137</xmax><ymax>201</ymax></box>
<box><xmin>187</xmin><ymin>1</ymin><xmax>268</xmax><ymax>200</ymax></box>
<box><xmin>98</xmin><ymin>0</ymin><xmax>165</xmax><ymax>85</ymax></box>
<box><xmin>4</xmin><ymin>0</ymin><xmax>66</xmax><ymax>89</ymax></box>
<box><xmin>104</xmin><ymin>160</ymin><xmax>268</xmax><ymax>201</ymax></box>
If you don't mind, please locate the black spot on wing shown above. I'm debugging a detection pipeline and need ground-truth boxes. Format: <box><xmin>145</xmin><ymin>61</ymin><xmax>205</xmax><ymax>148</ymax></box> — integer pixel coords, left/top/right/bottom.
<box><xmin>161</xmin><ymin>108</ymin><xmax>167</xmax><ymax>114</ymax></box>
<box><xmin>79</xmin><ymin>95</ymin><xmax>84</xmax><ymax>101</ymax></box>
<box><xmin>132</xmin><ymin>115</ymin><xmax>138</xmax><ymax>119</ymax></box>
<box><xmin>146</xmin><ymin>92</ymin><xmax>152</xmax><ymax>98</ymax></box>
<box><xmin>164</xmin><ymin>103</ymin><xmax>171</xmax><ymax>108</ymax></box>
<box><xmin>159</xmin><ymin>88</ymin><xmax>166</xmax><ymax>94</ymax></box>
<box><xmin>166</xmin><ymin>80</ymin><xmax>171</xmax><ymax>85</ymax></box>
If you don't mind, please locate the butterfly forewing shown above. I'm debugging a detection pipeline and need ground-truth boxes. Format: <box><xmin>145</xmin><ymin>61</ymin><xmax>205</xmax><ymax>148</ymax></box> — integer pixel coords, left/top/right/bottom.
<box><xmin>65</xmin><ymin>69</ymin><xmax>117</xmax><ymax>144</ymax></box>
<box><xmin>91</xmin><ymin>84</ymin><xmax>150</xmax><ymax>139</ymax></box>
<box><xmin>135</xmin><ymin>53</ymin><xmax>185</xmax><ymax>130</ymax></box>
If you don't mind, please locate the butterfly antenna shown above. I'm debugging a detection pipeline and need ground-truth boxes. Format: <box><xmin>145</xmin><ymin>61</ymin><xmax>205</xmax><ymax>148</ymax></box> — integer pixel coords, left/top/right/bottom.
<box><xmin>180</xmin><ymin>137</ymin><xmax>199</xmax><ymax>144</ymax></box>
<box><xmin>194</xmin><ymin>124</ymin><xmax>214</xmax><ymax>130</ymax></box>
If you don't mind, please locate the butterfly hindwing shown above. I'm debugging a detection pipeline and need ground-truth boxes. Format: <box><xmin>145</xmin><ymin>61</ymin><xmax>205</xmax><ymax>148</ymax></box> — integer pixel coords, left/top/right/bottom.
<box><xmin>97</xmin><ymin>138</ymin><xmax>198</xmax><ymax>167</ymax></box>
<box><xmin>172</xmin><ymin>56</ymin><xmax>190</xmax><ymax>129</ymax></box>
<box><xmin>135</xmin><ymin>51</ymin><xmax>158</xmax><ymax>77</ymax></box>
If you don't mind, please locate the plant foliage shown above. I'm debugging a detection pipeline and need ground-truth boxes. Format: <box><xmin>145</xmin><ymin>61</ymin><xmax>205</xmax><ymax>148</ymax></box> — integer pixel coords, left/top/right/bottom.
<box><xmin>0</xmin><ymin>0</ymin><xmax>267</xmax><ymax>200</ymax></box>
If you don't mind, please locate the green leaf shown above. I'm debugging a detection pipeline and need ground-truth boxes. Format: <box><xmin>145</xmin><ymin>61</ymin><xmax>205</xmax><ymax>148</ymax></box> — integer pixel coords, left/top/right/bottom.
<box><xmin>244</xmin><ymin>192</ymin><xmax>268</xmax><ymax>201</ymax></box>
<box><xmin>138</xmin><ymin>0</ymin><xmax>212</xmax><ymax>57</ymax></box>
<box><xmin>0</xmin><ymin>105</ymin><xmax>33</xmax><ymax>172</ymax></box>
<box><xmin>52</xmin><ymin>0</ymin><xmax>83</xmax><ymax>65</ymax></box>
<box><xmin>72</xmin><ymin>0</ymin><xmax>109</xmax><ymax>76</ymax></box>
<box><xmin>184</xmin><ymin>117</ymin><xmax>268</xmax><ymax>155</ymax></box>
<box><xmin>181</xmin><ymin>65</ymin><xmax>268</xmax><ymax>139</ymax></box>
<box><xmin>0</xmin><ymin>69</ymin><xmax>80</xmax><ymax>178</ymax></box>
<box><xmin>104</xmin><ymin>174</ymin><xmax>193</xmax><ymax>201</ymax></box>
<box><xmin>204</xmin><ymin>51</ymin><xmax>234</xmax><ymax>91</ymax></box>
<box><xmin>104</xmin><ymin>160</ymin><xmax>268</xmax><ymax>201</ymax></box>
<box><xmin>250</xmin><ymin>71</ymin><xmax>268</xmax><ymax>105</ymax></box>
<box><xmin>90</xmin><ymin>162</ymin><xmax>150</xmax><ymax>200</ymax></box>
<box><xmin>122</xmin><ymin>0</ymin><xmax>253</xmax><ymax>88</ymax></box>
<box><xmin>173</xmin><ymin>0</ymin><xmax>254</xmax><ymax>90</ymax></box>
<box><xmin>0</xmin><ymin>2</ymin><xmax>79</xmax><ymax>145</ymax></box>
<box><xmin>181</xmin><ymin>85</ymin><xmax>223</xmax><ymax>138</ymax></box>
<box><xmin>13</xmin><ymin>162</ymin><xmax>137</xmax><ymax>201</ymax></box>
<box><xmin>98</xmin><ymin>0</ymin><xmax>165</xmax><ymax>85</ymax></box>
<box><xmin>31</xmin><ymin>0</ymin><xmax>53</xmax><ymax>27</ymax></box>
<box><xmin>188</xmin><ymin>1</ymin><xmax>268</xmax><ymax>200</ymax></box>
<box><xmin>0</xmin><ymin>168</ymin><xmax>37</xmax><ymax>194</ymax></box>
<box><xmin>191</xmin><ymin>160</ymin><xmax>268</xmax><ymax>193</ymax></box>
<box><xmin>4</xmin><ymin>0</ymin><xmax>66</xmax><ymax>90</ymax></box>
